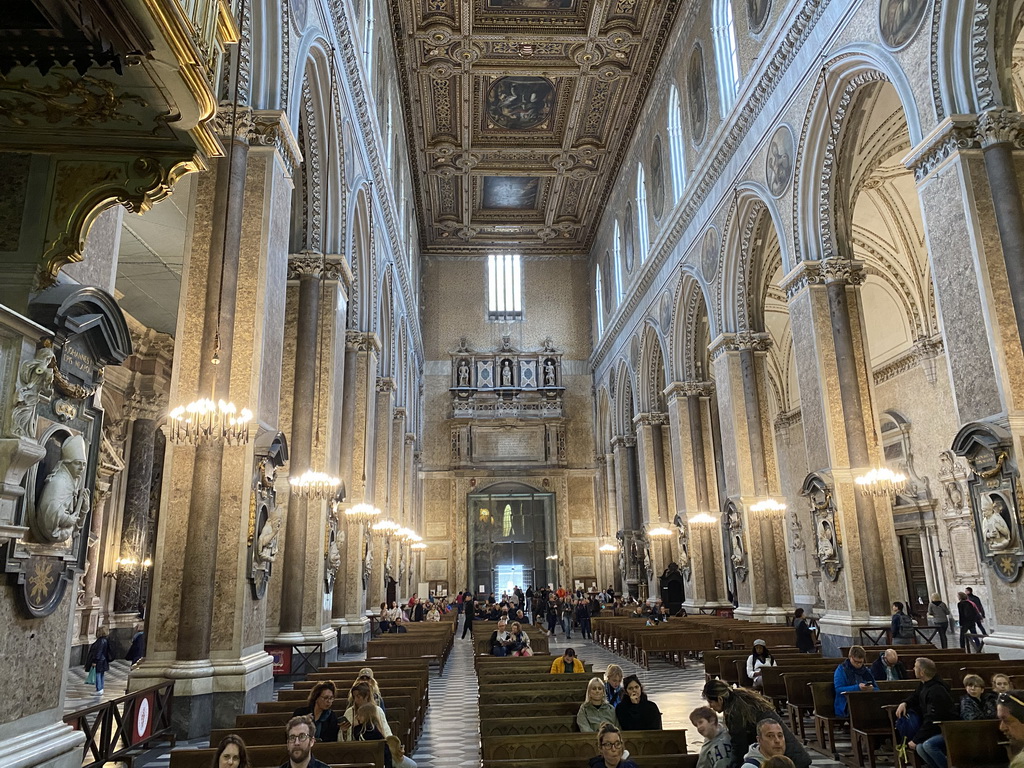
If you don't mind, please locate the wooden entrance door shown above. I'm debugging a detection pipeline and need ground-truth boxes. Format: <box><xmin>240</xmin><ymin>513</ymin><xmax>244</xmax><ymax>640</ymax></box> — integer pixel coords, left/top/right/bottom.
<box><xmin>899</xmin><ymin>535</ymin><xmax>929</xmax><ymax>621</ymax></box>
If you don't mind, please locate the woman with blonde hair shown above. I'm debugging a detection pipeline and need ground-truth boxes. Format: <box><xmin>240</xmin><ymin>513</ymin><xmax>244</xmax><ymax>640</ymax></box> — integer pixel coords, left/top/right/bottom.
<box><xmin>342</xmin><ymin>682</ymin><xmax>391</xmax><ymax>740</ymax></box>
<box><xmin>604</xmin><ymin>664</ymin><xmax>625</xmax><ymax>707</ymax></box>
<box><xmin>578</xmin><ymin>677</ymin><xmax>620</xmax><ymax>732</ymax></box>
<box><xmin>352</xmin><ymin>703</ymin><xmax>393</xmax><ymax>768</ymax></box>
<box><xmin>356</xmin><ymin>667</ymin><xmax>386</xmax><ymax>709</ymax></box>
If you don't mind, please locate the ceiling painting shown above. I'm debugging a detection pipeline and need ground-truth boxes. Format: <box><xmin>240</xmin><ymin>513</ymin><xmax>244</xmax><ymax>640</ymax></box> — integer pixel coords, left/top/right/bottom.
<box><xmin>390</xmin><ymin>0</ymin><xmax>684</xmax><ymax>255</ymax></box>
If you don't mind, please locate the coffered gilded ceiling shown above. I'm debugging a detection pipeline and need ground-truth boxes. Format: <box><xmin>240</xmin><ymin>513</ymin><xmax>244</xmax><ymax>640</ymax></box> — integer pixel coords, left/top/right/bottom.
<box><xmin>389</xmin><ymin>0</ymin><xmax>684</xmax><ymax>256</ymax></box>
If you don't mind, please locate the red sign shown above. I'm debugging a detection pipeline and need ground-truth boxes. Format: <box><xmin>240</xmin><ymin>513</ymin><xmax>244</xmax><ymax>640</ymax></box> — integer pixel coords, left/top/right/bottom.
<box><xmin>133</xmin><ymin>694</ymin><xmax>153</xmax><ymax>745</ymax></box>
<box><xmin>267</xmin><ymin>645</ymin><xmax>292</xmax><ymax>675</ymax></box>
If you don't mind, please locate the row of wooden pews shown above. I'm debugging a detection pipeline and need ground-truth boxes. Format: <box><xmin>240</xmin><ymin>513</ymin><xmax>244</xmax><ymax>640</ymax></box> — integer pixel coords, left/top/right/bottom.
<box><xmin>701</xmin><ymin>641</ymin><xmax>1019</xmax><ymax>768</ymax></box>
<box><xmin>474</xmin><ymin>653</ymin><xmax>695</xmax><ymax>768</ymax></box>
<box><xmin>165</xmin><ymin>614</ymin><xmax>456</xmax><ymax>768</ymax></box>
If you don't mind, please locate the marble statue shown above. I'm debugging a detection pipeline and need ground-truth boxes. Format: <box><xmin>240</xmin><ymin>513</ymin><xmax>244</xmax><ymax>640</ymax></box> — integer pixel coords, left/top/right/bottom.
<box><xmin>255</xmin><ymin>514</ymin><xmax>281</xmax><ymax>566</ymax></box>
<box><xmin>544</xmin><ymin>360</ymin><xmax>556</xmax><ymax>386</ymax></box>
<box><xmin>816</xmin><ymin>520</ymin><xmax>836</xmax><ymax>561</ymax></box>
<box><xmin>458</xmin><ymin>359</ymin><xmax>470</xmax><ymax>387</ymax></box>
<box><xmin>363</xmin><ymin>535</ymin><xmax>373</xmax><ymax>589</ymax></box>
<box><xmin>12</xmin><ymin>345</ymin><xmax>55</xmax><ymax>438</ymax></box>
<box><xmin>981</xmin><ymin>493</ymin><xmax>1013</xmax><ymax>551</ymax></box>
<box><xmin>327</xmin><ymin>533</ymin><xmax>342</xmax><ymax>574</ymax></box>
<box><xmin>36</xmin><ymin>434</ymin><xmax>90</xmax><ymax>544</ymax></box>
<box><xmin>730</xmin><ymin>534</ymin><xmax>745</xmax><ymax>567</ymax></box>
<box><xmin>501</xmin><ymin>360</ymin><xmax>513</xmax><ymax>387</ymax></box>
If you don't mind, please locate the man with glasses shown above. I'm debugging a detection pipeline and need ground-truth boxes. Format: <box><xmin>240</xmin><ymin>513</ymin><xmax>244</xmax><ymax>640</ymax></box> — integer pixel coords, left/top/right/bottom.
<box><xmin>281</xmin><ymin>716</ymin><xmax>330</xmax><ymax>768</ymax></box>
<box><xmin>997</xmin><ymin>691</ymin><xmax>1024</xmax><ymax>767</ymax></box>
<box><xmin>589</xmin><ymin>723</ymin><xmax>639</xmax><ymax>768</ymax></box>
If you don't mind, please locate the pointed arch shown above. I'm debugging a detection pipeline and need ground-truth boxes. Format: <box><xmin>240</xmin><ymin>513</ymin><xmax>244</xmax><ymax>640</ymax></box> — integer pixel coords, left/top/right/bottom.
<box><xmin>637</xmin><ymin>322</ymin><xmax>669</xmax><ymax>413</ymax></box>
<box><xmin>670</xmin><ymin>270</ymin><xmax>716</xmax><ymax>383</ymax></box>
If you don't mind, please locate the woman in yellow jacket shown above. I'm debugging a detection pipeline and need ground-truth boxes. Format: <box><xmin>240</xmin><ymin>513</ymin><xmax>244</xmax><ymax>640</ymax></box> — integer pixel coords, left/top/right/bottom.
<box><xmin>550</xmin><ymin>647</ymin><xmax>585</xmax><ymax>673</ymax></box>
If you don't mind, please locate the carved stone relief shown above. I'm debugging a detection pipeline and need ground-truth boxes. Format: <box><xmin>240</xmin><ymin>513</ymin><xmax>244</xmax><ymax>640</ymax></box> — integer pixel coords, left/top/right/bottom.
<box><xmin>802</xmin><ymin>472</ymin><xmax>842</xmax><ymax>582</ymax></box>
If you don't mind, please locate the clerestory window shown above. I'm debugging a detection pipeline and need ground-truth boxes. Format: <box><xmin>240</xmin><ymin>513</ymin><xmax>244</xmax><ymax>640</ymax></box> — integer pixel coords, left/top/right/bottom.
<box><xmin>487</xmin><ymin>253</ymin><xmax>523</xmax><ymax>321</ymax></box>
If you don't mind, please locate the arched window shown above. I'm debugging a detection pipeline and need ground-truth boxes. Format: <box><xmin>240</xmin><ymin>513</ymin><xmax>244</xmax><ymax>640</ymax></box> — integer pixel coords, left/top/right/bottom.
<box><xmin>636</xmin><ymin>166</ymin><xmax>649</xmax><ymax>261</ymax></box>
<box><xmin>595</xmin><ymin>265</ymin><xmax>604</xmax><ymax>337</ymax></box>
<box><xmin>363</xmin><ymin>0</ymin><xmax>375</xmax><ymax>74</ymax></box>
<box><xmin>712</xmin><ymin>0</ymin><xmax>740</xmax><ymax>116</ymax></box>
<box><xmin>668</xmin><ymin>85</ymin><xmax>687</xmax><ymax>198</ymax></box>
<box><xmin>613</xmin><ymin>220</ymin><xmax>624</xmax><ymax>303</ymax></box>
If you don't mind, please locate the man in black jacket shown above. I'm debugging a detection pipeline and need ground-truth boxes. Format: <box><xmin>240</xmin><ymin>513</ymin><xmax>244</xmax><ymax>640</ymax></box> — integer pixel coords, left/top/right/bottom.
<box><xmin>894</xmin><ymin>657</ymin><xmax>958</xmax><ymax>768</ymax></box>
<box><xmin>870</xmin><ymin>649</ymin><xmax>909</xmax><ymax>681</ymax></box>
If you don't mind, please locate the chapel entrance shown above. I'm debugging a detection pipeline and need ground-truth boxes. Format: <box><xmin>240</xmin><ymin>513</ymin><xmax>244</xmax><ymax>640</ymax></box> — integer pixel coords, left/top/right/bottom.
<box><xmin>468</xmin><ymin>482</ymin><xmax>557</xmax><ymax>599</ymax></box>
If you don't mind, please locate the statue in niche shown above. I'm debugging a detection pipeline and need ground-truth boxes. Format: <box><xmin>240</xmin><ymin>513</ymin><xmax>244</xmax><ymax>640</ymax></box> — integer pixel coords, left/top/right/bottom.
<box><xmin>981</xmin><ymin>493</ymin><xmax>1013</xmax><ymax>552</ymax></box>
<box><xmin>255</xmin><ymin>514</ymin><xmax>281</xmax><ymax>568</ymax></box>
<box><xmin>730</xmin><ymin>534</ymin><xmax>745</xmax><ymax>568</ymax></box>
<box><xmin>543</xmin><ymin>359</ymin><xmax>556</xmax><ymax>387</ymax></box>
<box><xmin>11</xmin><ymin>345</ymin><xmax>55</xmax><ymax>438</ymax></box>
<box><xmin>36</xmin><ymin>434</ymin><xmax>91</xmax><ymax>544</ymax></box>
<box><xmin>816</xmin><ymin>519</ymin><xmax>836</xmax><ymax>561</ymax></box>
<box><xmin>457</xmin><ymin>359</ymin><xmax>470</xmax><ymax>387</ymax></box>
<box><xmin>500</xmin><ymin>359</ymin><xmax>513</xmax><ymax>387</ymax></box>
<box><xmin>384</xmin><ymin>543</ymin><xmax>393</xmax><ymax>583</ymax></box>
<box><xmin>363</xmin><ymin>533</ymin><xmax>373</xmax><ymax>590</ymax></box>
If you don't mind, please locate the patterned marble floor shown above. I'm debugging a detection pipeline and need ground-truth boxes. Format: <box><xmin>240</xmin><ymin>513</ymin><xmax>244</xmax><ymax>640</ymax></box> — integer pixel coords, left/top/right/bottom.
<box><xmin>65</xmin><ymin>659</ymin><xmax>134</xmax><ymax>715</ymax></box>
<box><xmin>93</xmin><ymin>616</ymin><xmax>850</xmax><ymax>767</ymax></box>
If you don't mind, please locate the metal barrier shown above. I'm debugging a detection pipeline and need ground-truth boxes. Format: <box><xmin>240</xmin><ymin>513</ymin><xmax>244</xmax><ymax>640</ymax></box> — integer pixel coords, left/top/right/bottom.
<box><xmin>64</xmin><ymin>681</ymin><xmax>175</xmax><ymax>768</ymax></box>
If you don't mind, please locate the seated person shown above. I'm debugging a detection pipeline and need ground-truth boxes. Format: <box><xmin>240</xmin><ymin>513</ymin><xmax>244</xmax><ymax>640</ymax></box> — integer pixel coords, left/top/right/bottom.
<box><xmin>870</xmin><ymin>648</ymin><xmax>908</xmax><ymax>681</ymax></box>
<box><xmin>578</xmin><ymin>676</ymin><xmax>620</xmax><ymax>732</ymax></box>
<box><xmin>550</xmin><ymin>646</ymin><xmax>585</xmax><ymax>673</ymax></box>
<box><xmin>351</xmin><ymin>703</ymin><xmax>393</xmax><ymax>768</ymax></box>
<box><xmin>604</xmin><ymin>664</ymin><xmax>625</xmax><ymax>707</ymax></box>
<box><xmin>291</xmin><ymin>681</ymin><xmax>340</xmax><ymax>742</ymax></box>
<box><xmin>426</xmin><ymin>603</ymin><xmax>440</xmax><ymax>621</ymax></box>
<box><xmin>894</xmin><ymin>657</ymin><xmax>958</xmax><ymax>768</ymax></box>
<box><xmin>588</xmin><ymin>723</ymin><xmax>639</xmax><ymax>768</ymax></box>
<box><xmin>507</xmin><ymin>621</ymin><xmax>532</xmax><ymax>656</ymax></box>
<box><xmin>342</xmin><ymin>682</ymin><xmax>392</xmax><ymax>741</ymax></box>
<box><xmin>615</xmin><ymin>675</ymin><xmax>663</xmax><ymax>731</ymax></box>
<box><xmin>993</xmin><ymin>674</ymin><xmax>1013</xmax><ymax>694</ymax></box>
<box><xmin>489</xmin><ymin>620</ymin><xmax>512</xmax><ymax>656</ymax></box>
<box><xmin>833</xmin><ymin>645</ymin><xmax>877</xmax><ymax>717</ymax></box>
<box><xmin>743</xmin><ymin>718</ymin><xmax>787</xmax><ymax>766</ymax></box>
<box><xmin>960</xmin><ymin>674</ymin><xmax>997</xmax><ymax>720</ymax></box>
<box><xmin>385</xmin><ymin>735</ymin><xmax>417</xmax><ymax>768</ymax></box>
<box><xmin>355</xmin><ymin>668</ymin><xmax>386</xmax><ymax>710</ymax></box>
<box><xmin>746</xmin><ymin>639</ymin><xmax>776</xmax><ymax>689</ymax></box>
<box><xmin>690</xmin><ymin>705</ymin><xmax>732</xmax><ymax>768</ymax></box>
<box><xmin>996</xmin><ymin>690</ymin><xmax>1024</xmax><ymax>768</ymax></box>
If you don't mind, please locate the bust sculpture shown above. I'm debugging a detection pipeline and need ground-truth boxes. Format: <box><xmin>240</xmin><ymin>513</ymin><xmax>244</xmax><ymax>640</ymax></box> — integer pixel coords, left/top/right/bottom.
<box><xmin>36</xmin><ymin>434</ymin><xmax>90</xmax><ymax>544</ymax></box>
<box><xmin>981</xmin><ymin>493</ymin><xmax>1013</xmax><ymax>551</ymax></box>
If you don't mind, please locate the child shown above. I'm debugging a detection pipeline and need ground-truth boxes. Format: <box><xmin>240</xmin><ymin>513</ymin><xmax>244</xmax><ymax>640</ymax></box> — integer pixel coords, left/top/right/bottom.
<box><xmin>352</xmin><ymin>703</ymin><xmax>393</xmax><ymax>768</ymax></box>
<box><xmin>992</xmin><ymin>673</ymin><xmax>1012</xmax><ymax>694</ymax></box>
<box><xmin>385</xmin><ymin>735</ymin><xmax>416</xmax><ymax>768</ymax></box>
<box><xmin>960</xmin><ymin>674</ymin><xmax>997</xmax><ymax>719</ymax></box>
<box><xmin>691</xmin><ymin>706</ymin><xmax>732</xmax><ymax>768</ymax></box>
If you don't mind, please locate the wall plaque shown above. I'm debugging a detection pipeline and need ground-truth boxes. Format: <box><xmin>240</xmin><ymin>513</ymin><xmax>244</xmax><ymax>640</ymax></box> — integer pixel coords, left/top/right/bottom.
<box><xmin>471</xmin><ymin>425</ymin><xmax>546</xmax><ymax>463</ymax></box>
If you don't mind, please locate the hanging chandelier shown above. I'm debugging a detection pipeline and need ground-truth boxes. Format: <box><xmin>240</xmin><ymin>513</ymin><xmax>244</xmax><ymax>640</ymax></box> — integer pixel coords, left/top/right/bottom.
<box><xmin>749</xmin><ymin>498</ymin><xmax>787</xmax><ymax>516</ymax></box>
<box><xmin>599</xmin><ymin>542</ymin><xmax>619</xmax><ymax>553</ymax></box>
<box><xmin>411</xmin><ymin>541</ymin><xmax>427</xmax><ymax>550</ymax></box>
<box><xmin>345</xmin><ymin>503</ymin><xmax>382</xmax><ymax>523</ymax></box>
<box><xmin>689</xmin><ymin>512</ymin><xmax>717</xmax><ymax>526</ymax></box>
<box><xmin>371</xmin><ymin>519</ymin><xmax>400</xmax><ymax>538</ymax></box>
<box><xmin>289</xmin><ymin>470</ymin><xmax>342</xmax><ymax>500</ymax></box>
<box><xmin>855</xmin><ymin>467</ymin><xmax>907</xmax><ymax>497</ymax></box>
<box><xmin>168</xmin><ymin>399</ymin><xmax>253</xmax><ymax>446</ymax></box>
<box><xmin>647</xmin><ymin>526</ymin><xmax>673</xmax><ymax>538</ymax></box>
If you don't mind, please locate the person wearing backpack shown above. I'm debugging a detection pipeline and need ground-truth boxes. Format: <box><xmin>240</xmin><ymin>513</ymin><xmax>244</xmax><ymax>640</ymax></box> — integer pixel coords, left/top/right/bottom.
<box><xmin>891</xmin><ymin>602</ymin><xmax>915</xmax><ymax>645</ymax></box>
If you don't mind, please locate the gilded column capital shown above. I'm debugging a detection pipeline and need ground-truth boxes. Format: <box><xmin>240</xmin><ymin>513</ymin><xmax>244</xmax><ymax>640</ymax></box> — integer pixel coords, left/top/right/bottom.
<box><xmin>214</xmin><ymin>101</ymin><xmax>256</xmax><ymax>142</ymax></box>
<box><xmin>287</xmin><ymin>252</ymin><xmax>324</xmax><ymax>279</ymax></box>
<box><xmin>405</xmin><ymin>433</ymin><xmax>417</xmax><ymax>445</ymax></box>
<box><xmin>780</xmin><ymin>258</ymin><xmax>864</xmax><ymax>300</ymax></box>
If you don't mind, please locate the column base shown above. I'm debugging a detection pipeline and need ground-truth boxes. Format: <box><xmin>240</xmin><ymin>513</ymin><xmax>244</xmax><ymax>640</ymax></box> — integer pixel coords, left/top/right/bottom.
<box><xmin>978</xmin><ymin>626</ymin><xmax>1024</xmax><ymax>659</ymax></box>
<box><xmin>732</xmin><ymin>605</ymin><xmax>791</xmax><ymax>624</ymax></box>
<box><xmin>682</xmin><ymin>599</ymin><xmax>733</xmax><ymax>615</ymax></box>
<box><xmin>333</xmin><ymin>617</ymin><xmax>371</xmax><ymax>654</ymax></box>
<box><xmin>0</xmin><ymin>713</ymin><xmax>85</xmax><ymax>768</ymax></box>
<box><xmin>128</xmin><ymin>651</ymin><xmax>275</xmax><ymax>736</ymax></box>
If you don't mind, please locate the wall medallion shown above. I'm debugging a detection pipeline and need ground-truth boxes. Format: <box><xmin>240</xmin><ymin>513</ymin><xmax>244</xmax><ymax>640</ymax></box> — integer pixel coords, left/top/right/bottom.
<box><xmin>748</xmin><ymin>0</ymin><xmax>772</xmax><ymax>33</ymax></box>
<box><xmin>765</xmin><ymin>124</ymin><xmax>794</xmax><ymax>198</ymax></box>
<box><xmin>687</xmin><ymin>45</ymin><xmax>708</xmax><ymax>145</ymax></box>
<box><xmin>650</xmin><ymin>135</ymin><xmax>666</xmax><ymax>220</ymax></box>
<box><xmin>701</xmin><ymin>228</ymin><xmax>719</xmax><ymax>282</ymax></box>
<box><xmin>878</xmin><ymin>0</ymin><xmax>928</xmax><ymax>49</ymax></box>
<box><xmin>952</xmin><ymin>422</ymin><xmax>1024</xmax><ymax>583</ymax></box>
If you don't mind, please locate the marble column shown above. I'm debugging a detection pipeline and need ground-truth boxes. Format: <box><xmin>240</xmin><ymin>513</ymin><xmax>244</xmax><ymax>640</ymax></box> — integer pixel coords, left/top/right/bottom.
<box><xmin>279</xmin><ymin>261</ymin><xmax>322</xmax><ymax>638</ymax></box>
<box><xmin>390</xmin><ymin>409</ymin><xmax>407</xmax><ymax>523</ymax></box>
<box><xmin>905</xmin><ymin>113</ymin><xmax>1024</xmax><ymax>657</ymax></box>
<box><xmin>368</xmin><ymin>378</ymin><xmax>395</xmax><ymax>608</ymax></box>
<box><xmin>132</xmin><ymin>108</ymin><xmax>298</xmax><ymax>735</ymax></box>
<box><xmin>782</xmin><ymin>259</ymin><xmax>905</xmax><ymax>650</ymax></box>
<box><xmin>664</xmin><ymin>381</ymin><xmax>727</xmax><ymax>608</ymax></box>
<box><xmin>634</xmin><ymin>412</ymin><xmax>670</xmax><ymax>595</ymax></box>
<box><xmin>113</xmin><ymin>416</ymin><xmax>159</xmax><ymax>615</ymax></box>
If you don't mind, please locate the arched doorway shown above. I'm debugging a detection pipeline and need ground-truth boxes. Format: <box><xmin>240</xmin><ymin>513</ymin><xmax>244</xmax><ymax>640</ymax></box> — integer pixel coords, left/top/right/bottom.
<box><xmin>467</xmin><ymin>482</ymin><xmax>557</xmax><ymax>597</ymax></box>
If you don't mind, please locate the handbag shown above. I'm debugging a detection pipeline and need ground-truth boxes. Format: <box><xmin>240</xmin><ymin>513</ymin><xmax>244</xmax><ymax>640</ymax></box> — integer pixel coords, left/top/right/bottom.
<box><xmin>85</xmin><ymin>668</ymin><xmax>96</xmax><ymax>685</ymax></box>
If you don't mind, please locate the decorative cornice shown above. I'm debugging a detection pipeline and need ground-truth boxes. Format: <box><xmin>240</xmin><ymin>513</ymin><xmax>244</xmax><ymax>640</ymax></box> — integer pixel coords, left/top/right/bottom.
<box><xmin>610</xmin><ymin>435</ymin><xmax>636</xmax><ymax>449</ymax></box>
<box><xmin>633</xmin><ymin>411</ymin><xmax>669</xmax><ymax>427</ymax></box>
<box><xmin>708</xmin><ymin>331</ymin><xmax>772</xmax><ymax>361</ymax></box>
<box><xmin>773</xmin><ymin>408</ymin><xmax>802</xmax><ymax>433</ymax></box>
<box><xmin>779</xmin><ymin>258</ymin><xmax>865</xmax><ymax>300</ymax></box>
<box><xmin>251</xmin><ymin>108</ymin><xmax>303</xmax><ymax>180</ymax></box>
<box><xmin>873</xmin><ymin>336</ymin><xmax>945</xmax><ymax>385</ymax></box>
<box><xmin>124</xmin><ymin>391</ymin><xmax>168</xmax><ymax>421</ymax></box>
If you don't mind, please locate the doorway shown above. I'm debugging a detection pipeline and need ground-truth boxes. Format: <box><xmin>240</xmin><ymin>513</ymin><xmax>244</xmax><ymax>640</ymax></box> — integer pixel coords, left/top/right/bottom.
<box><xmin>468</xmin><ymin>483</ymin><xmax>556</xmax><ymax>598</ymax></box>
<box><xmin>899</xmin><ymin>534</ymin><xmax>929</xmax><ymax>621</ymax></box>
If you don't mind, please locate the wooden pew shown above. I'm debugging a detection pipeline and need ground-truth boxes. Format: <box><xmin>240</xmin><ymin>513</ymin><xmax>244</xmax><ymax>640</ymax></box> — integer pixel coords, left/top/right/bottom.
<box><xmin>484</xmin><ymin>757</ymin><xmax>698</xmax><ymax>768</ymax></box>
<box><xmin>479</xmin><ymin>715</ymin><xmax>575</xmax><ymax>736</ymax></box>
<box><xmin>481</xmin><ymin>729</ymin><xmax>688</xmax><ymax>764</ymax></box>
<box><xmin>809</xmin><ymin>681</ymin><xmax>844</xmax><ymax>758</ymax></box>
<box><xmin>478</xmin><ymin>701</ymin><xmax>580</xmax><ymax>720</ymax></box>
<box><xmin>474</xmin><ymin>632</ymin><xmax>551</xmax><ymax>656</ymax></box>
<box><xmin>635</xmin><ymin>630</ymin><xmax>716</xmax><ymax>669</ymax></box>
<box><xmin>782</xmin><ymin>672</ymin><xmax>830</xmax><ymax>743</ymax></box>
<box><xmin>845</xmin><ymin>689</ymin><xmax>910</xmax><ymax>766</ymax></box>
<box><xmin>169</xmin><ymin>742</ymin><xmax>385</xmax><ymax>768</ymax></box>
<box><xmin>941</xmin><ymin>720</ymin><xmax>1009</xmax><ymax>768</ymax></box>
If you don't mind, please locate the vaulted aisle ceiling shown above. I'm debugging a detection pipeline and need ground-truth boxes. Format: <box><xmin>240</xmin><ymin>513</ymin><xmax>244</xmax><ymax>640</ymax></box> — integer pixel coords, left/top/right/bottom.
<box><xmin>389</xmin><ymin>0</ymin><xmax>684</xmax><ymax>257</ymax></box>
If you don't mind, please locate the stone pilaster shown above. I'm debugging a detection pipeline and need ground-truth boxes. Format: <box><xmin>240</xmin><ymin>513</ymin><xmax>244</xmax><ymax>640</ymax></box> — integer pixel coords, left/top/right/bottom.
<box><xmin>781</xmin><ymin>259</ymin><xmax>906</xmax><ymax>650</ymax></box>
<box><xmin>132</xmin><ymin>107</ymin><xmax>295</xmax><ymax>735</ymax></box>
<box><xmin>634</xmin><ymin>412</ymin><xmax>670</xmax><ymax>596</ymax></box>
